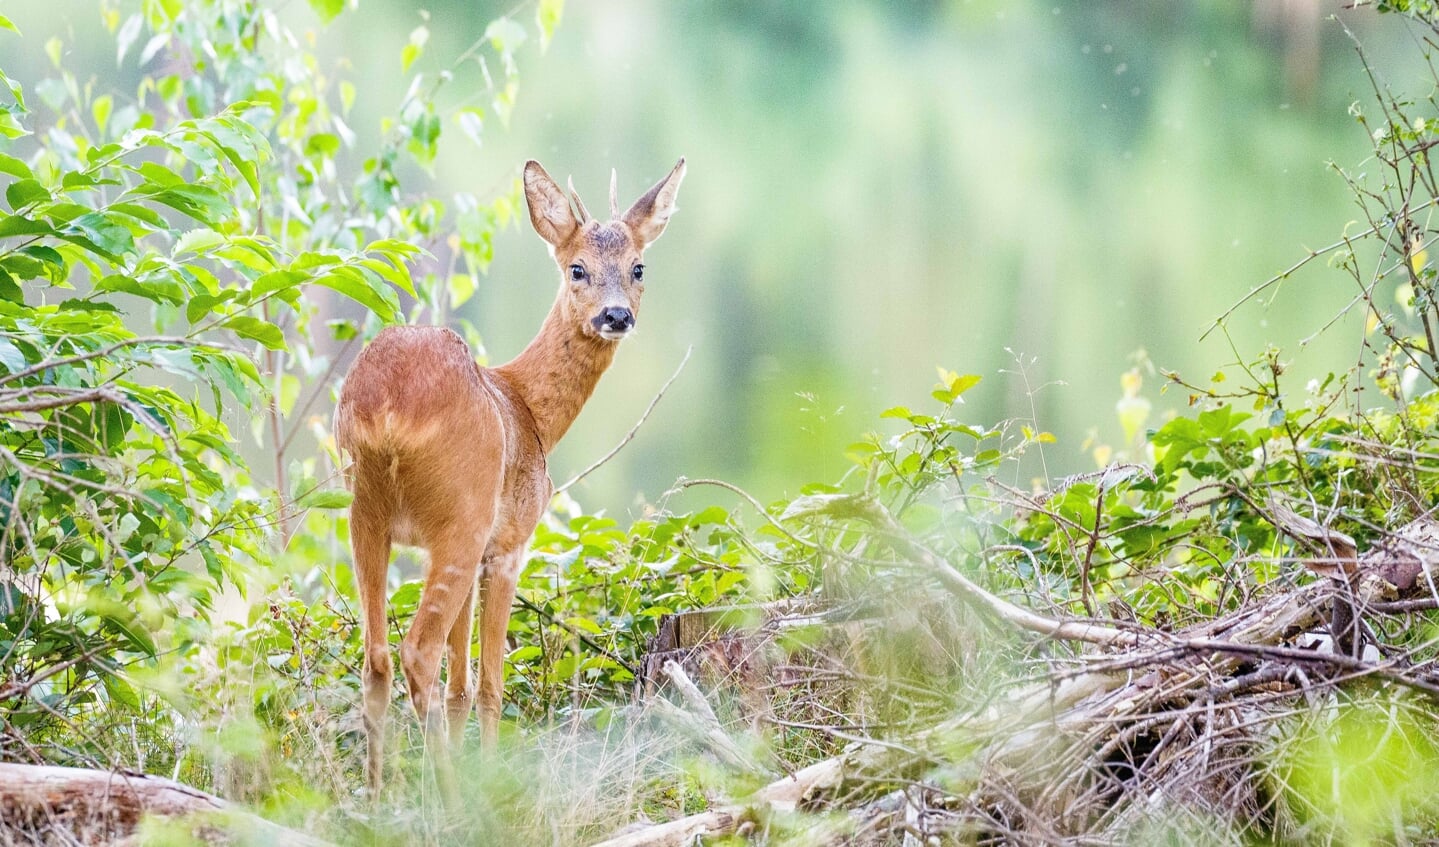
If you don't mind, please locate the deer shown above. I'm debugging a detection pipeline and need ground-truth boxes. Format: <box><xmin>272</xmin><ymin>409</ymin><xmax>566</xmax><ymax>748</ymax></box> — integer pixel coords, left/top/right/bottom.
<box><xmin>333</xmin><ymin>158</ymin><xmax>686</xmax><ymax>792</ymax></box>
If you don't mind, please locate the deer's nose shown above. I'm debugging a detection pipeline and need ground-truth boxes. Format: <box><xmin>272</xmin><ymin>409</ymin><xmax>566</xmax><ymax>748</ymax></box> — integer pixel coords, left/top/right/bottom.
<box><xmin>595</xmin><ymin>307</ymin><xmax>635</xmax><ymax>334</ymax></box>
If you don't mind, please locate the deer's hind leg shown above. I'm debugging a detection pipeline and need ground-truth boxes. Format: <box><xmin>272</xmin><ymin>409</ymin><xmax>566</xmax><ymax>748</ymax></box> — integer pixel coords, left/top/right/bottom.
<box><xmin>349</xmin><ymin>464</ymin><xmax>396</xmax><ymax>795</ymax></box>
<box><xmin>398</xmin><ymin>476</ymin><xmax>498</xmax><ymax>800</ymax></box>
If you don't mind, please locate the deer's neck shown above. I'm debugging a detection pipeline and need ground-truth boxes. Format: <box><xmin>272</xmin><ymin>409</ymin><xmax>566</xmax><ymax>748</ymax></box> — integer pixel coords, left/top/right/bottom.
<box><xmin>494</xmin><ymin>296</ymin><xmax>618</xmax><ymax>454</ymax></box>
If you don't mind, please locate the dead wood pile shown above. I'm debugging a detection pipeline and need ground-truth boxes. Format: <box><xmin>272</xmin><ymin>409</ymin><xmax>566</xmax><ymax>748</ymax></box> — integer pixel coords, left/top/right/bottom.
<box><xmin>606</xmin><ymin>495</ymin><xmax>1439</xmax><ymax>846</ymax></box>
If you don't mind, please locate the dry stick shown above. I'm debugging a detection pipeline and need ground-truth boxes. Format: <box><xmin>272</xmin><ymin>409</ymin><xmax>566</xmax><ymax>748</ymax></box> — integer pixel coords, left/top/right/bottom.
<box><xmin>1200</xmin><ymin>195</ymin><xmax>1439</xmax><ymax>341</ymax></box>
<box><xmin>649</xmin><ymin>661</ymin><xmax>764</xmax><ymax>774</ymax></box>
<box><xmin>554</xmin><ymin>345</ymin><xmax>693</xmax><ymax>495</ymax></box>
<box><xmin>277</xmin><ymin>335</ymin><xmax>358</xmax><ymax>456</ymax></box>
<box><xmin>830</xmin><ymin>493</ymin><xmax>1146</xmax><ymax>649</ymax></box>
<box><xmin>0</xmin><ymin>387</ymin><xmax>127</xmax><ymax>415</ymax></box>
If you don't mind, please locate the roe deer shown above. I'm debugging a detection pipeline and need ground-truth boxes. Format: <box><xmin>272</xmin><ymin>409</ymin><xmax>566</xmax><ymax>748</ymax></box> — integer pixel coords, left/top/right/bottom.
<box><xmin>334</xmin><ymin>158</ymin><xmax>686</xmax><ymax>791</ymax></box>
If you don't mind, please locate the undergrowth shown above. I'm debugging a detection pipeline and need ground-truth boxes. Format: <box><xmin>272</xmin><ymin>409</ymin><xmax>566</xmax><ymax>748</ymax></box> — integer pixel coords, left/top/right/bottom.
<box><xmin>8</xmin><ymin>1</ymin><xmax>1439</xmax><ymax>845</ymax></box>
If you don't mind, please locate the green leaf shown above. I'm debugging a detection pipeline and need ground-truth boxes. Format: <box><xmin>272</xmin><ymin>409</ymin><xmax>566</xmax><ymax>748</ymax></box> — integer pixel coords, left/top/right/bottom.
<box><xmin>95</xmin><ymin>273</ymin><xmax>185</xmax><ymax>304</ymax></box>
<box><xmin>0</xmin><ymin>215</ymin><xmax>52</xmax><ymax>238</ymax></box>
<box><xmin>485</xmin><ymin>17</ymin><xmax>527</xmax><ymax>56</ymax></box>
<box><xmin>173</xmin><ymin>229</ymin><xmax>226</xmax><ymax>256</ymax></box>
<box><xmin>0</xmin><ymin>268</ymin><xmax>21</xmax><ymax>303</ymax></box>
<box><xmin>537</xmin><ymin>0</ymin><xmax>563</xmax><ymax>50</ymax></box>
<box><xmin>456</xmin><ymin>108</ymin><xmax>485</xmax><ymax>147</ymax></box>
<box><xmin>401</xmin><ymin>25</ymin><xmax>429</xmax><ymax>73</ymax></box>
<box><xmin>92</xmin><ymin>94</ymin><xmax>113</xmax><ymax>135</ymax></box>
<box><xmin>251</xmin><ymin>269</ymin><xmax>309</xmax><ymax>298</ymax></box>
<box><xmin>0</xmin><ymin>245</ymin><xmax>65</xmax><ymax>285</ymax></box>
<box><xmin>0</xmin><ymin>14</ymin><xmax>20</xmax><ymax>36</ymax></box>
<box><xmin>102</xmin><ymin>674</ymin><xmax>139</xmax><ymax>709</ymax></box>
<box><xmin>224</xmin><ymin>315</ymin><xmax>286</xmax><ymax>349</ymax></box>
<box><xmin>0</xmin><ymin>338</ymin><xmax>25</xmax><ymax>372</ymax></box>
<box><xmin>358</xmin><ymin>257</ymin><xmax>416</xmax><ymax>296</ymax></box>
<box><xmin>116</xmin><ymin>15</ymin><xmax>142</xmax><ymax>65</ymax></box>
<box><xmin>185</xmin><ymin>290</ymin><xmax>237</xmax><ymax>323</ymax></box>
<box><xmin>106</xmin><ymin>203</ymin><xmax>168</xmax><ymax>229</ymax></box>
<box><xmin>0</xmin><ymin>153</ymin><xmax>32</xmax><ymax>180</ymax></box>
<box><xmin>56</xmin><ymin>298</ymin><xmax>118</xmax><ymax>313</ymax></box>
<box><xmin>950</xmin><ymin>373</ymin><xmax>982</xmax><ymax>395</ymax></box>
<box><xmin>147</xmin><ymin>347</ymin><xmax>204</xmax><ymax>382</ymax></box>
<box><xmin>328</xmin><ymin>319</ymin><xmax>358</xmax><ymax>340</ymax></box>
<box><xmin>305</xmin><ymin>132</ymin><xmax>341</xmax><ymax>158</ymax></box>
<box><xmin>297</xmin><ymin>489</ymin><xmax>353</xmax><ymax>510</ymax></box>
<box><xmin>101</xmin><ymin>608</ymin><xmax>156</xmax><ymax>656</ymax></box>
<box><xmin>294</xmin><ymin>251</ymin><xmax>342</xmax><ymax>271</ymax></box>
<box><xmin>448</xmin><ymin>273</ymin><xmax>476</xmax><ymax>307</ymax></box>
<box><xmin>0</xmin><ymin>113</ymin><xmax>29</xmax><ymax>141</ymax></box>
<box><xmin>5</xmin><ymin>179</ymin><xmax>50</xmax><ymax>210</ymax></box>
<box><xmin>61</xmin><ymin>172</ymin><xmax>116</xmax><ymax>192</ymax></box>
<box><xmin>66</xmin><ymin>212</ymin><xmax>136</xmax><ymax>259</ymax></box>
<box><xmin>0</xmin><ymin>69</ymin><xmax>24</xmax><ymax>108</ymax></box>
<box><xmin>129</xmin><ymin>183</ymin><xmax>230</xmax><ymax>225</ymax></box>
<box><xmin>314</xmin><ymin>266</ymin><xmax>398</xmax><ymax>320</ymax></box>
<box><xmin>307</xmin><ymin>0</ymin><xmax>345</xmax><ymax>24</ymax></box>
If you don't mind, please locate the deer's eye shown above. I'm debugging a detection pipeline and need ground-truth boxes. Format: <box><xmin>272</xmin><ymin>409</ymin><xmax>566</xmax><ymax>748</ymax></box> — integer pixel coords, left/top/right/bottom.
<box><xmin>569</xmin><ymin>264</ymin><xmax>586</xmax><ymax>282</ymax></box>
<box><xmin>632</xmin><ymin>264</ymin><xmax>644</xmax><ymax>282</ymax></box>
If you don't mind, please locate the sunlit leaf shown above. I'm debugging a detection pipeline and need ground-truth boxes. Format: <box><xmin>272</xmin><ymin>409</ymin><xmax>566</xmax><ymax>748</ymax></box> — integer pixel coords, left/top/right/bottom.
<box><xmin>537</xmin><ymin>0</ymin><xmax>564</xmax><ymax>50</ymax></box>
<box><xmin>307</xmin><ymin>0</ymin><xmax>345</xmax><ymax>24</ymax></box>
<box><xmin>0</xmin><ymin>152</ymin><xmax>32</xmax><ymax>180</ymax></box>
<box><xmin>297</xmin><ymin>489</ymin><xmax>353</xmax><ymax>510</ymax></box>
<box><xmin>224</xmin><ymin>315</ymin><xmax>286</xmax><ymax>349</ymax></box>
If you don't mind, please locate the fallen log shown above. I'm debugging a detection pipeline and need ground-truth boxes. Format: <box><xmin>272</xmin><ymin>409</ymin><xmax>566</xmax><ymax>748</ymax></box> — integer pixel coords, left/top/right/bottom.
<box><xmin>0</xmin><ymin>763</ymin><xmax>333</xmax><ymax>846</ymax></box>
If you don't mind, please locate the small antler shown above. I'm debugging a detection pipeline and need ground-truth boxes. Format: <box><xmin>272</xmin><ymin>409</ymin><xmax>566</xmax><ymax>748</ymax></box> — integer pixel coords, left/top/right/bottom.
<box><xmin>609</xmin><ymin>168</ymin><xmax>619</xmax><ymax>219</ymax></box>
<box><xmin>567</xmin><ymin>176</ymin><xmax>591</xmax><ymax>223</ymax></box>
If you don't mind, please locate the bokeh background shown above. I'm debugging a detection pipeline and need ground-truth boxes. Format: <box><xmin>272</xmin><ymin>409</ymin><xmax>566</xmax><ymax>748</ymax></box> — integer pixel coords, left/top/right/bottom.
<box><xmin>4</xmin><ymin>1</ymin><xmax>1421</xmax><ymax>517</ymax></box>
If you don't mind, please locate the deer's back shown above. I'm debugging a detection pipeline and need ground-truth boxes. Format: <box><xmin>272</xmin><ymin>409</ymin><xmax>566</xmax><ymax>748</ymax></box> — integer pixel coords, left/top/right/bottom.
<box><xmin>336</xmin><ymin>326</ymin><xmax>497</xmax><ymax>450</ymax></box>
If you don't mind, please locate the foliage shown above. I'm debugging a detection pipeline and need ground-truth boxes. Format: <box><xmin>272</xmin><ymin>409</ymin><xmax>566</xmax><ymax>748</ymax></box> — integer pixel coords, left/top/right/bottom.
<box><xmin>0</xmin><ymin>0</ymin><xmax>557</xmax><ymax>768</ymax></box>
<box><xmin>8</xmin><ymin>1</ymin><xmax>1439</xmax><ymax>846</ymax></box>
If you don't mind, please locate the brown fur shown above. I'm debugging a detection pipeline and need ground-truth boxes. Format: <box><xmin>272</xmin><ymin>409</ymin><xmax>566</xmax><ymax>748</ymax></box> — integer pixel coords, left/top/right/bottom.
<box><xmin>334</xmin><ymin>158</ymin><xmax>686</xmax><ymax>794</ymax></box>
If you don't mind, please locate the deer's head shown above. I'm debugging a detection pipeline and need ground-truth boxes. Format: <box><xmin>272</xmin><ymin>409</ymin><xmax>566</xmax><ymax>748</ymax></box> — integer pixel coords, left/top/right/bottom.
<box><xmin>523</xmin><ymin>158</ymin><xmax>686</xmax><ymax>341</ymax></box>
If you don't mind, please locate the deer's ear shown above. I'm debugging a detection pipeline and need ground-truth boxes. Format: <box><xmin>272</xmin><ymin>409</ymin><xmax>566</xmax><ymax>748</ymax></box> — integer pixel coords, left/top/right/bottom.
<box><xmin>524</xmin><ymin>160</ymin><xmax>580</xmax><ymax>249</ymax></box>
<box><xmin>623</xmin><ymin>158</ymin><xmax>686</xmax><ymax>248</ymax></box>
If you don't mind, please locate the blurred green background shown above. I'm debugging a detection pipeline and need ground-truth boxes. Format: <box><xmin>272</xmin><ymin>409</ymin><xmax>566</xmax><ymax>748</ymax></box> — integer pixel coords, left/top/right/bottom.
<box><xmin>3</xmin><ymin>1</ymin><xmax>1418</xmax><ymax>516</ymax></box>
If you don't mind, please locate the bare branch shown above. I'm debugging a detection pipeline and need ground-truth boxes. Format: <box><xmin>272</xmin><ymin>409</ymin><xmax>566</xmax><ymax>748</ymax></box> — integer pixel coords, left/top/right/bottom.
<box><xmin>555</xmin><ymin>346</ymin><xmax>692</xmax><ymax>495</ymax></box>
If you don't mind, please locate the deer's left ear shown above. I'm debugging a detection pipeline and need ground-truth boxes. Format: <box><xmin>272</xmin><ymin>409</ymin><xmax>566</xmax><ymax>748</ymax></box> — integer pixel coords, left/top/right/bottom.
<box><xmin>623</xmin><ymin>158</ymin><xmax>686</xmax><ymax>249</ymax></box>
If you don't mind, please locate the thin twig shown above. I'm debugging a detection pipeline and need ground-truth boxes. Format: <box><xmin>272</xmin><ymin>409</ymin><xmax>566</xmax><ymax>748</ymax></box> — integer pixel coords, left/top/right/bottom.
<box><xmin>554</xmin><ymin>346</ymin><xmax>692</xmax><ymax>495</ymax></box>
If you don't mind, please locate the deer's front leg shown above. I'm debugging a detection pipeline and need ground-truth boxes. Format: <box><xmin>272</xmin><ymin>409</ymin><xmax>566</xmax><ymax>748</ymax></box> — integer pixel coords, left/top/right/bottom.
<box><xmin>476</xmin><ymin>549</ymin><xmax>522</xmax><ymax>748</ymax></box>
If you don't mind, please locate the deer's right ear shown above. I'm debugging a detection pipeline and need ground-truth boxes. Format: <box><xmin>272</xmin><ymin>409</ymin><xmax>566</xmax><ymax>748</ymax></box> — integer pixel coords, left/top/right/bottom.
<box><xmin>524</xmin><ymin>160</ymin><xmax>579</xmax><ymax>249</ymax></box>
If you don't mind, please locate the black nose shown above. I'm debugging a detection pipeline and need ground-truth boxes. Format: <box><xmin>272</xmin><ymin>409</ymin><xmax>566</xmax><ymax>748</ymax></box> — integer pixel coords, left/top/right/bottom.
<box><xmin>596</xmin><ymin>307</ymin><xmax>634</xmax><ymax>333</ymax></box>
